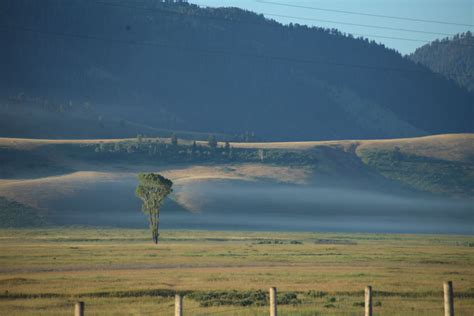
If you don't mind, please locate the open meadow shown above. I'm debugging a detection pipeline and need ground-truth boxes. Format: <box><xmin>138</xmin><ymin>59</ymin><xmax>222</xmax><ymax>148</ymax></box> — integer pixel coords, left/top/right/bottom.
<box><xmin>0</xmin><ymin>229</ymin><xmax>473</xmax><ymax>315</ymax></box>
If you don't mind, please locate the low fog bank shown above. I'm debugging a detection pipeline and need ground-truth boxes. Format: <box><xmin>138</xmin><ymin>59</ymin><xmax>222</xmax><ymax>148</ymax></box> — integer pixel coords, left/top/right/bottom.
<box><xmin>44</xmin><ymin>179</ymin><xmax>474</xmax><ymax>234</ymax></box>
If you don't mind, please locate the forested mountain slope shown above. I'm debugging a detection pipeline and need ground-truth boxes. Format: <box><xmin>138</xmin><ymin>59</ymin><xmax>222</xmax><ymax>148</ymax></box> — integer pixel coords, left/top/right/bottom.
<box><xmin>1</xmin><ymin>0</ymin><xmax>472</xmax><ymax>140</ymax></box>
<box><xmin>409</xmin><ymin>32</ymin><xmax>474</xmax><ymax>92</ymax></box>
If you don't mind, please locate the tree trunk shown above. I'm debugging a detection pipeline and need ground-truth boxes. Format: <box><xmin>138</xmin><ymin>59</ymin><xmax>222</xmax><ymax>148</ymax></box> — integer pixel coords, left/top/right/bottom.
<box><xmin>155</xmin><ymin>217</ymin><xmax>160</xmax><ymax>244</ymax></box>
<box><xmin>151</xmin><ymin>212</ymin><xmax>160</xmax><ymax>244</ymax></box>
<box><xmin>149</xmin><ymin>213</ymin><xmax>156</xmax><ymax>244</ymax></box>
<box><xmin>148</xmin><ymin>210</ymin><xmax>160</xmax><ymax>244</ymax></box>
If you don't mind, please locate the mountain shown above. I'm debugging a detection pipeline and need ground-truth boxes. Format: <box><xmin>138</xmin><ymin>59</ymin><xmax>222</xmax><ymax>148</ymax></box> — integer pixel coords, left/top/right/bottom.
<box><xmin>409</xmin><ymin>32</ymin><xmax>474</xmax><ymax>92</ymax></box>
<box><xmin>1</xmin><ymin>0</ymin><xmax>473</xmax><ymax>140</ymax></box>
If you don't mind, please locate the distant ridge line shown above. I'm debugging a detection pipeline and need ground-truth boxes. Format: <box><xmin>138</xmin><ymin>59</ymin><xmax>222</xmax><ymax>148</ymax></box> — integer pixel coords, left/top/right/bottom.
<box><xmin>256</xmin><ymin>0</ymin><xmax>474</xmax><ymax>27</ymax></box>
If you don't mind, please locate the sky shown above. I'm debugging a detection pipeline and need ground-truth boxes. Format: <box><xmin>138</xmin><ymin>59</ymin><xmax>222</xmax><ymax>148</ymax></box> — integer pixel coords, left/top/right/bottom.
<box><xmin>190</xmin><ymin>0</ymin><xmax>473</xmax><ymax>55</ymax></box>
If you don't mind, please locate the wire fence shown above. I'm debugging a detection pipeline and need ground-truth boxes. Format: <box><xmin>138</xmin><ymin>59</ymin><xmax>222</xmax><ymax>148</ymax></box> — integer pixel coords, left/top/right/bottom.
<box><xmin>50</xmin><ymin>281</ymin><xmax>466</xmax><ymax>315</ymax></box>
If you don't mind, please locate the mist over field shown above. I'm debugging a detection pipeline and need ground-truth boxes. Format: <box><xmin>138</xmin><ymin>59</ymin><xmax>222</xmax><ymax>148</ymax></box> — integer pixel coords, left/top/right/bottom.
<box><xmin>38</xmin><ymin>177</ymin><xmax>474</xmax><ymax>234</ymax></box>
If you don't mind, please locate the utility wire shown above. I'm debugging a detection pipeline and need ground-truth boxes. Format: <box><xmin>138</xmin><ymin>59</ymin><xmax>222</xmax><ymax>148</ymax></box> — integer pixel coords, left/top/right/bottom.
<box><xmin>8</xmin><ymin>0</ymin><xmax>468</xmax><ymax>49</ymax></box>
<box><xmin>92</xmin><ymin>0</ymin><xmax>456</xmax><ymax>37</ymax></box>
<box><xmin>0</xmin><ymin>24</ymin><xmax>434</xmax><ymax>75</ymax></box>
<box><xmin>90</xmin><ymin>0</ymin><xmax>474</xmax><ymax>47</ymax></box>
<box><xmin>2</xmin><ymin>24</ymin><xmax>471</xmax><ymax>78</ymax></box>
<box><xmin>255</xmin><ymin>0</ymin><xmax>474</xmax><ymax>27</ymax></box>
<box><xmin>261</xmin><ymin>12</ymin><xmax>456</xmax><ymax>36</ymax></box>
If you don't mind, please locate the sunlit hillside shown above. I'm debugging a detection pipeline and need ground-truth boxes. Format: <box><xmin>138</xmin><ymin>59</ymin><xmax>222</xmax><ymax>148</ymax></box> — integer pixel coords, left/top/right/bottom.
<box><xmin>1</xmin><ymin>134</ymin><xmax>472</xmax><ymax>233</ymax></box>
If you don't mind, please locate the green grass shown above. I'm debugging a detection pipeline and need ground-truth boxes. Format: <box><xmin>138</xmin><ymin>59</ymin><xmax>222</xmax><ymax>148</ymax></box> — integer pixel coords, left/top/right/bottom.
<box><xmin>0</xmin><ymin>197</ymin><xmax>47</xmax><ymax>228</ymax></box>
<box><xmin>359</xmin><ymin>148</ymin><xmax>474</xmax><ymax>197</ymax></box>
<box><xmin>0</xmin><ymin>229</ymin><xmax>473</xmax><ymax>315</ymax></box>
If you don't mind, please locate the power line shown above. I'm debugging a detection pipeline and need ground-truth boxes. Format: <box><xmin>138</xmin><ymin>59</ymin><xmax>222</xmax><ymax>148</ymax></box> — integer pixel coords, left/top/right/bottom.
<box><xmin>93</xmin><ymin>0</ymin><xmax>455</xmax><ymax>37</ymax></box>
<box><xmin>350</xmin><ymin>33</ymin><xmax>429</xmax><ymax>43</ymax></box>
<box><xmin>255</xmin><ymin>0</ymin><xmax>474</xmax><ymax>28</ymax></box>
<box><xmin>261</xmin><ymin>12</ymin><xmax>456</xmax><ymax>37</ymax></box>
<box><xmin>0</xmin><ymin>0</ymin><xmax>459</xmax><ymax>50</ymax></box>
<box><xmin>4</xmin><ymin>23</ymin><xmax>469</xmax><ymax>78</ymax></box>
<box><xmin>89</xmin><ymin>1</ymin><xmax>473</xmax><ymax>47</ymax></box>
<box><xmin>349</xmin><ymin>33</ymin><xmax>474</xmax><ymax>49</ymax></box>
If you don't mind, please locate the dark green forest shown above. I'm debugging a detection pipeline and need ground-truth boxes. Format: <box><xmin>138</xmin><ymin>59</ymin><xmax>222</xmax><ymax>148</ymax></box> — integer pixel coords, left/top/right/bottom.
<box><xmin>1</xmin><ymin>0</ymin><xmax>472</xmax><ymax>140</ymax></box>
<box><xmin>409</xmin><ymin>32</ymin><xmax>474</xmax><ymax>92</ymax></box>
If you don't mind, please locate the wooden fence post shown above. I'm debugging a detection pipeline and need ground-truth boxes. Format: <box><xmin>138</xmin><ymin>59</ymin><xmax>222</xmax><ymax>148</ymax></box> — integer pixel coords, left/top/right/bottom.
<box><xmin>365</xmin><ymin>286</ymin><xmax>372</xmax><ymax>316</ymax></box>
<box><xmin>444</xmin><ymin>281</ymin><xmax>454</xmax><ymax>316</ymax></box>
<box><xmin>269</xmin><ymin>287</ymin><xmax>277</xmax><ymax>316</ymax></box>
<box><xmin>175</xmin><ymin>293</ymin><xmax>183</xmax><ymax>316</ymax></box>
<box><xmin>74</xmin><ymin>301</ymin><xmax>84</xmax><ymax>316</ymax></box>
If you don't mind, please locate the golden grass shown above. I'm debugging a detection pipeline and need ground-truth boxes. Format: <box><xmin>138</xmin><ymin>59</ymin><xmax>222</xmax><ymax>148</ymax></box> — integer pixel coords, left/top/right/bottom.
<box><xmin>2</xmin><ymin>133</ymin><xmax>473</xmax><ymax>163</ymax></box>
<box><xmin>164</xmin><ymin>164</ymin><xmax>311</xmax><ymax>185</ymax></box>
<box><xmin>0</xmin><ymin>164</ymin><xmax>312</xmax><ymax>210</ymax></box>
<box><xmin>221</xmin><ymin>133</ymin><xmax>474</xmax><ymax>160</ymax></box>
<box><xmin>0</xmin><ymin>137</ymin><xmax>135</xmax><ymax>150</ymax></box>
<box><xmin>0</xmin><ymin>172</ymin><xmax>126</xmax><ymax>208</ymax></box>
<box><xmin>0</xmin><ymin>229</ymin><xmax>473</xmax><ymax>315</ymax></box>
<box><xmin>356</xmin><ymin>133</ymin><xmax>474</xmax><ymax>163</ymax></box>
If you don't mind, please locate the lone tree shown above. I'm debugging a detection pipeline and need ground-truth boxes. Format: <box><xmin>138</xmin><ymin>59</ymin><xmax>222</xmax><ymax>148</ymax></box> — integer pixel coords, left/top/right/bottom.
<box><xmin>136</xmin><ymin>173</ymin><xmax>173</xmax><ymax>244</ymax></box>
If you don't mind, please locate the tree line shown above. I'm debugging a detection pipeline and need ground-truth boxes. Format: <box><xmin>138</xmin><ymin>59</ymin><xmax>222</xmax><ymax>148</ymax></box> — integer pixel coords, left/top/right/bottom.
<box><xmin>80</xmin><ymin>136</ymin><xmax>317</xmax><ymax>165</ymax></box>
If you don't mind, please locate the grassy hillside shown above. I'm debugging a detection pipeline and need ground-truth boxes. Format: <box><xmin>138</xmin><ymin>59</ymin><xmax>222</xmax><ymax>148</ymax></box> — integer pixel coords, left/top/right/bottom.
<box><xmin>0</xmin><ymin>134</ymin><xmax>472</xmax><ymax>229</ymax></box>
<box><xmin>359</xmin><ymin>149</ymin><xmax>474</xmax><ymax>197</ymax></box>
<box><xmin>356</xmin><ymin>134</ymin><xmax>474</xmax><ymax>197</ymax></box>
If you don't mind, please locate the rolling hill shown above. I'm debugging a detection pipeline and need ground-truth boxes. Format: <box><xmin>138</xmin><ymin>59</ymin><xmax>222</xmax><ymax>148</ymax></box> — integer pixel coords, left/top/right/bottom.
<box><xmin>0</xmin><ymin>0</ymin><xmax>473</xmax><ymax>140</ymax></box>
<box><xmin>0</xmin><ymin>134</ymin><xmax>473</xmax><ymax>232</ymax></box>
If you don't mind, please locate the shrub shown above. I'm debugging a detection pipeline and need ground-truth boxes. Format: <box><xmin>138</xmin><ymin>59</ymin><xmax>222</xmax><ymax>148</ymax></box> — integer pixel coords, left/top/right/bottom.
<box><xmin>188</xmin><ymin>290</ymin><xmax>301</xmax><ymax>307</ymax></box>
<box><xmin>306</xmin><ymin>290</ymin><xmax>327</xmax><ymax>298</ymax></box>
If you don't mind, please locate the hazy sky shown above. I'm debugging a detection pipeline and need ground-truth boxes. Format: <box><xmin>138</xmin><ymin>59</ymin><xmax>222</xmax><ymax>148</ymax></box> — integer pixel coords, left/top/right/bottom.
<box><xmin>190</xmin><ymin>0</ymin><xmax>473</xmax><ymax>55</ymax></box>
